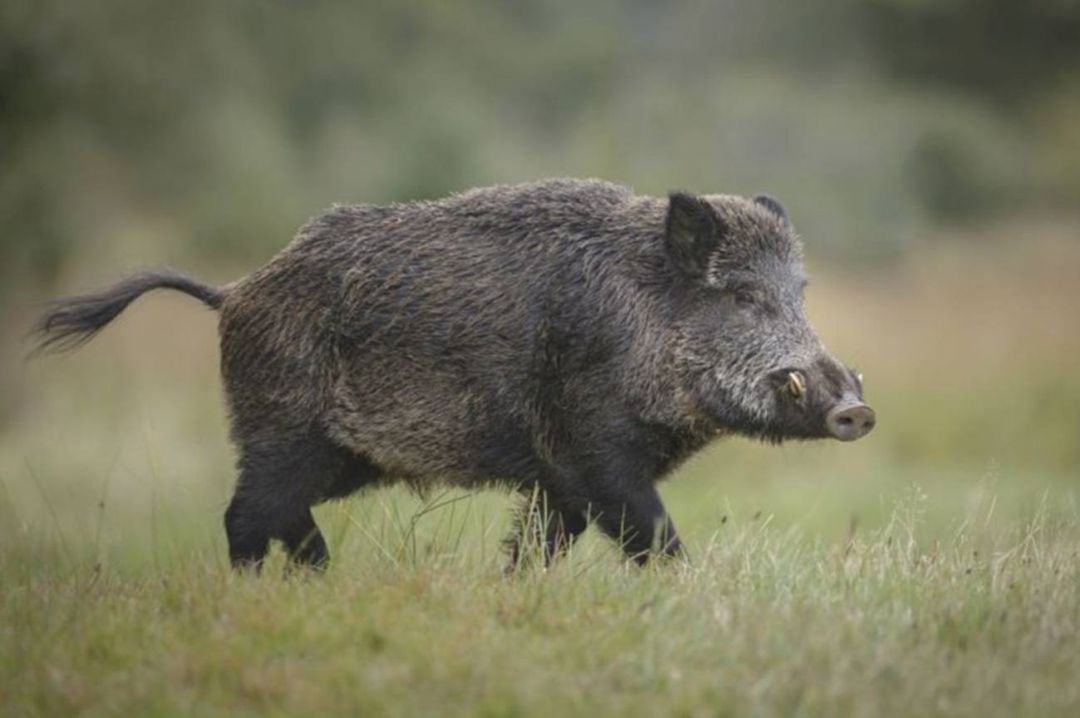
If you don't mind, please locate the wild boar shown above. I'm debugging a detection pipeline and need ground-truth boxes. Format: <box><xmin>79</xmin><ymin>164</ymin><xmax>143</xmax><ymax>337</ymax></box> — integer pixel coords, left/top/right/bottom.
<box><xmin>33</xmin><ymin>179</ymin><xmax>874</xmax><ymax>570</ymax></box>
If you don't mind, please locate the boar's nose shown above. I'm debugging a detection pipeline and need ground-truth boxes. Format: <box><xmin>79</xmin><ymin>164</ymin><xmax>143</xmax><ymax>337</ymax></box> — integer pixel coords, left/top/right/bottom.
<box><xmin>825</xmin><ymin>402</ymin><xmax>876</xmax><ymax>441</ymax></box>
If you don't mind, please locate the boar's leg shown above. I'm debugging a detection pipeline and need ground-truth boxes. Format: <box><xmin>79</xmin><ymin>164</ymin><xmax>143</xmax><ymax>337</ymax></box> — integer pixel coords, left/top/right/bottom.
<box><xmin>505</xmin><ymin>491</ymin><xmax>588</xmax><ymax>571</ymax></box>
<box><xmin>280</xmin><ymin>508</ymin><xmax>329</xmax><ymax>569</ymax></box>
<box><xmin>591</xmin><ymin>485</ymin><xmax>684</xmax><ymax>565</ymax></box>
<box><xmin>225</xmin><ymin>429</ymin><xmax>381</xmax><ymax>570</ymax></box>
<box><xmin>224</xmin><ymin>492</ymin><xmax>271</xmax><ymax>570</ymax></box>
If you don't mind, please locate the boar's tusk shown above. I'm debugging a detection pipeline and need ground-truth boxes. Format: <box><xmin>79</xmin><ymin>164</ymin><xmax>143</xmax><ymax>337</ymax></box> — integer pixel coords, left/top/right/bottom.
<box><xmin>786</xmin><ymin>371</ymin><xmax>804</xmax><ymax>398</ymax></box>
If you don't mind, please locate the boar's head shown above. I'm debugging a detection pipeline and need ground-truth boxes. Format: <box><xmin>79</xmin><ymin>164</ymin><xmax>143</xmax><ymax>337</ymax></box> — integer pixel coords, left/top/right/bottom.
<box><xmin>664</xmin><ymin>191</ymin><xmax>874</xmax><ymax>443</ymax></box>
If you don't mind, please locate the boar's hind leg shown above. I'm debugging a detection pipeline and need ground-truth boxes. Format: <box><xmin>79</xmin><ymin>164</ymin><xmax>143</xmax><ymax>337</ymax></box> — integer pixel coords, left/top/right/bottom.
<box><xmin>282</xmin><ymin>452</ymin><xmax>383</xmax><ymax>569</ymax></box>
<box><xmin>224</xmin><ymin>492</ymin><xmax>271</xmax><ymax>570</ymax></box>
<box><xmin>505</xmin><ymin>491</ymin><xmax>588</xmax><ymax>571</ymax></box>
<box><xmin>225</xmin><ymin>430</ymin><xmax>381</xmax><ymax>570</ymax></box>
<box><xmin>279</xmin><ymin>508</ymin><xmax>329</xmax><ymax>569</ymax></box>
<box><xmin>592</xmin><ymin>485</ymin><xmax>684</xmax><ymax>565</ymax></box>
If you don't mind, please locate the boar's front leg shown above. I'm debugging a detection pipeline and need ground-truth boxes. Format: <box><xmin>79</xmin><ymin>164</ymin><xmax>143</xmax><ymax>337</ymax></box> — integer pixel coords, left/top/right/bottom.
<box><xmin>591</xmin><ymin>484</ymin><xmax>684</xmax><ymax>565</ymax></box>
<box><xmin>505</xmin><ymin>490</ymin><xmax>588</xmax><ymax>571</ymax></box>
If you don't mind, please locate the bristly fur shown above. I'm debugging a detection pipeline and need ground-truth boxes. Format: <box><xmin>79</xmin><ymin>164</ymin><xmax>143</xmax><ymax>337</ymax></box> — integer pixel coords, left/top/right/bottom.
<box><xmin>29</xmin><ymin>269</ymin><xmax>224</xmax><ymax>356</ymax></box>
<box><xmin>31</xmin><ymin>178</ymin><xmax>866</xmax><ymax>570</ymax></box>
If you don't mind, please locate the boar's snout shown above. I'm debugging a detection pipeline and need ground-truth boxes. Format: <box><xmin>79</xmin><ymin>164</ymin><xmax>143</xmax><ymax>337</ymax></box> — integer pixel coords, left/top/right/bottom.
<box><xmin>767</xmin><ymin>358</ymin><xmax>875</xmax><ymax>442</ymax></box>
<box><xmin>825</xmin><ymin>401</ymin><xmax>875</xmax><ymax>441</ymax></box>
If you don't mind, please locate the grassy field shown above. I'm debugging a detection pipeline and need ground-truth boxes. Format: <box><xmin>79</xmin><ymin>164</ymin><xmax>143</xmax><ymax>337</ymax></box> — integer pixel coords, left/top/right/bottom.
<box><xmin>2</xmin><ymin>225</ymin><xmax>1079</xmax><ymax>717</ymax></box>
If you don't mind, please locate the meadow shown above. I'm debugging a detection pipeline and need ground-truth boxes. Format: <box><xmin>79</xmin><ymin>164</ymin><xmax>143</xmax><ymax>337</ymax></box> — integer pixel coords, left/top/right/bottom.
<box><xmin>2</xmin><ymin>224</ymin><xmax>1079</xmax><ymax>717</ymax></box>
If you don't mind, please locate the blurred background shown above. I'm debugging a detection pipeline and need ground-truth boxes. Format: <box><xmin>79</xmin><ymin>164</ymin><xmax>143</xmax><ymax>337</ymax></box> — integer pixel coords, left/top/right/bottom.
<box><xmin>2</xmin><ymin>0</ymin><xmax>1078</xmax><ymax>566</ymax></box>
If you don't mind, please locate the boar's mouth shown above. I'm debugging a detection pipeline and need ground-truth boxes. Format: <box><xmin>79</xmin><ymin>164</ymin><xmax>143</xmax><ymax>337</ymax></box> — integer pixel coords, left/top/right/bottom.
<box><xmin>760</xmin><ymin>366</ymin><xmax>876</xmax><ymax>443</ymax></box>
<box><xmin>690</xmin><ymin>362</ymin><xmax>875</xmax><ymax>444</ymax></box>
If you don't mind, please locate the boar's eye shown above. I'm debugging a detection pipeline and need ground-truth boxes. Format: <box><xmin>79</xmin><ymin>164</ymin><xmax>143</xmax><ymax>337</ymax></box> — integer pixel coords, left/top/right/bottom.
<box><xmin>734</xmin><ymin>290</ymin><xmax>756</xmax><ymax>307</ymax></box>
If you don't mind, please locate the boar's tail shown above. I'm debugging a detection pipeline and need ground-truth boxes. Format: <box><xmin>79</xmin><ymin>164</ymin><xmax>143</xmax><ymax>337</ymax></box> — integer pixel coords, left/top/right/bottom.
<box><xmin>29</xmin><ymin>269</ymin><xmax>225</xmax><ymax>355</ymax></box>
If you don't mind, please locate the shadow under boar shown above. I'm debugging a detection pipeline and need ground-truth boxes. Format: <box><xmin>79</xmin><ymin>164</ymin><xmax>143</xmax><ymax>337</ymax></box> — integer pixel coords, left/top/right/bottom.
<box><xmin>32</xmin><ymin>179</ymin><xmax>875</xmax><ymax>570</ymax></box>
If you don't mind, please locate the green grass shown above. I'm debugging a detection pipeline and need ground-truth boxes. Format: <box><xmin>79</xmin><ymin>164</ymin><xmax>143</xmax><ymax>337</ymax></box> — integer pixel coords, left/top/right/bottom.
<box><xmin>3</xmin><ymin>234</ymin><xmax>1080</xmax><ymax>716</ymax></box>
<box><xmin>3</xmin><ymin>486</ymin><xmax>1079</xmax><ymax>718</ymax></box>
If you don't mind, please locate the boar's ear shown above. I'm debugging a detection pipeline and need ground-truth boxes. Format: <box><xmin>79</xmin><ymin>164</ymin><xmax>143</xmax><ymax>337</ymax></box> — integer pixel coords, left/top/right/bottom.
<box><xmin>753</xmin><ymin>194</ymin><xmax>792</xmax><ymax>229</ymax></box>
<box><xmin>665</xmin><ymin>192</ymin><xmax>722</xmax><ymax>279</ymax></box>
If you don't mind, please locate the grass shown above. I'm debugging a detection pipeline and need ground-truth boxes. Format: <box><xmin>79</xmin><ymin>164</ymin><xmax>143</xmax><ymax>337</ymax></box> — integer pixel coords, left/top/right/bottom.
<box><xmin>2</xmin><ymin>227</ymin><xmax>1079</xmax><ymax>716</ymax></box>
<box><xmin>3</xmin><ymin>490</ymin><xmax>1079</xmax><ymax>717</ymax></box>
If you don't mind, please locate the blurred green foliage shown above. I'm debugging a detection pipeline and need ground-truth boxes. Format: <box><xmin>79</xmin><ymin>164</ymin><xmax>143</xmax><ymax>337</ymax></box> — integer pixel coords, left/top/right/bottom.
<box><xmin>863</xmin><ymin>0</ymin><xmax>1080</xmax><ymax>106</ymax></box>
<box><xmin>1</xmin><ymin>0</ymin><xmax>1078</xmax><ymax>299</ymax></box>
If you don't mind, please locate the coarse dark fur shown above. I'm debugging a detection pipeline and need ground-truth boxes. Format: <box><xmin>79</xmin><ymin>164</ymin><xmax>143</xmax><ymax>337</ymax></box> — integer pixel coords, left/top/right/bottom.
<box><xmin>32</xmin><ymin>178</ymin><xmax>871</xmax><ymax>570</ymax></box>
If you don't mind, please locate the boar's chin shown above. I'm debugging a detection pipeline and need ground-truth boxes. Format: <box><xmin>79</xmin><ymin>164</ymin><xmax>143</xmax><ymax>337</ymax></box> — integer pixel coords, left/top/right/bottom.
<box><xmin>692</xmin><ymin>387</ymin><xmax>784</xmax><ymax>443</ymax></box>
<box><xmin>721</xmin><ymin>415</ymin><xmax>800</xmax><ymax>445</ymax></box>
<box><xmin>695</xmin><ymin>388</ymin><xmax>826</xmax><ymax>445</ymax></box>
<box><xmin>751</xmin><ymin>421</ymin><xmax>828</xmax><ymax>445</ymax></box>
